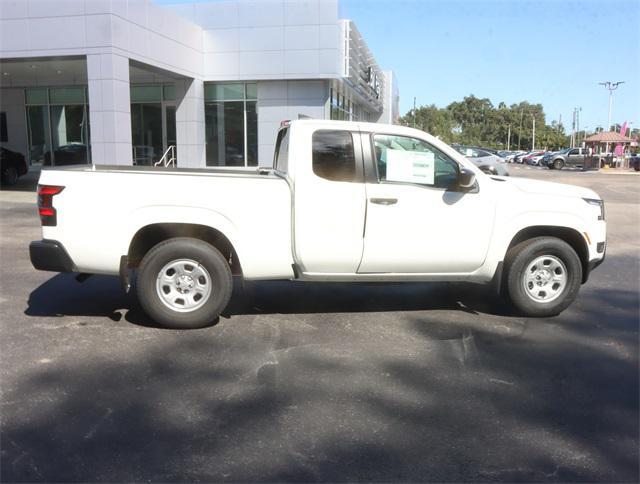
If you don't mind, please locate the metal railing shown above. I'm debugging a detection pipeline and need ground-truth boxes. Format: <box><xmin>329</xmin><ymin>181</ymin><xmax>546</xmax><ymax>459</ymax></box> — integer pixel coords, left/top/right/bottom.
<box><xmin>154</xmin><ymin>145</ymin><xmax>176</xmax><ymax>167</ymax></box>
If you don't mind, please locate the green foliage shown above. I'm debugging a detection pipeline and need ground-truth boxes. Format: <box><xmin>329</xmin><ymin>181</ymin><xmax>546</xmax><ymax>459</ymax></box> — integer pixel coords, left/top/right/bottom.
<box><xmin>399</xmin><ymin>95</ymin><xmax>567</xmax><ymax>150</ymax></box>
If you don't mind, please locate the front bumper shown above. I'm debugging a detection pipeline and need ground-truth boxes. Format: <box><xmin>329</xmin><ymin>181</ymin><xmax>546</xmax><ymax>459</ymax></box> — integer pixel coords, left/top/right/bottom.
<box><xmin>583</xmin><ymin>242</ymin><xmax>606</xmax><ymax>283</ymax></box>
<box><xmin>29</xmin><ymin>239</ymin><xmax>75</xmax><ymax>272</ymax></box>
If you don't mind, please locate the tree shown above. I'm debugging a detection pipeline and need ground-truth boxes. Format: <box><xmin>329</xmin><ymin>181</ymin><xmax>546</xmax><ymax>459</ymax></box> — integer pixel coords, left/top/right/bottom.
<box><xmin>399</xmin><ymin>95</ymin><xmax>566</xmax><ymax>150</ymax></box>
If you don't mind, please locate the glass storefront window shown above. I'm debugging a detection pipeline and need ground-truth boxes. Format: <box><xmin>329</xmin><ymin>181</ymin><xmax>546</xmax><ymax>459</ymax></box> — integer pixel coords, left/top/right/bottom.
<box><xmin>245</xmin><ymin>83</ymin><xmax>257</xmax><ymax>100</ymax></box>
<box><xmin>26</xmin><ymin>106</ymin><xmax>51</xmax><ymax>164</ymax></box>
<box><xmin>50</xmin><ymin>87</ymin><xmax>85</xmax><ymax>104</ymax></box>
<box><xmin>26</xmin><ymin>88</ymin><xmax>48</xmax><ymax>105</ymax></box>
<box><xmin>205</xmin><ymin>82</ymin><xmax>258</xmax><ymax>167</ymax></box>
<box><xmin>25</xmin><ymin>87</ymin><xmax>90</xmax><ymax>166</ymax></box>
<box><xmin>130</xmin><ymin>84</ymin><xmax>177</xmax><ymax>165</ymax></box>
<box><xmin>205</xmin><ymin>83</ymin><xmax>246</xmax><ymax>102</ymax></box>
<box><xmin>163</xmin><ymin>85</ymin><xmax>176</xmax><ymax>102</ymax></box>
<box><xmin>130</xmin><ymin>85</ymin><xmax>162</xmax><ymax>103</ymax></box>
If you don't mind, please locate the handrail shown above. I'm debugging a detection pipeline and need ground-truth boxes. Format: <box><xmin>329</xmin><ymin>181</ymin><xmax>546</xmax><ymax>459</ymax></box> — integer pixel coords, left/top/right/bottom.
<box><xmin>155</xmin><ymin>145</ymin><xmax>176</xmax><ymax>167</ymax></box>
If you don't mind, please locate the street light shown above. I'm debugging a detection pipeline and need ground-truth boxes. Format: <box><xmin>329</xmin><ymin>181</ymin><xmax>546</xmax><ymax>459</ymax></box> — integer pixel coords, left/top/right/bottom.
<box><xmin>598</xmin><ymin>81</ymin><xmax>625</xmax><ymax>132</ymax></box>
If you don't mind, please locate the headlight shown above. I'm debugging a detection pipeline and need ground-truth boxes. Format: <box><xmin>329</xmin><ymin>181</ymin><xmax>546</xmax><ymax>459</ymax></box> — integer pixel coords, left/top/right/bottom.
<box><xmin>583</xmin><ymin>198</ymin><xmax>605</xmax><ymax>220</ymax></box>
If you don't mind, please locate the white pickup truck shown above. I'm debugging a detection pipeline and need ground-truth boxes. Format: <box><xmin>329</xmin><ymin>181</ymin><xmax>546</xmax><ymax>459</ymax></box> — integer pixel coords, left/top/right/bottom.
<box><xmin>30</xmin><ymin>120</ymin><xmax>606</xmax><ymax>328</ymax></box>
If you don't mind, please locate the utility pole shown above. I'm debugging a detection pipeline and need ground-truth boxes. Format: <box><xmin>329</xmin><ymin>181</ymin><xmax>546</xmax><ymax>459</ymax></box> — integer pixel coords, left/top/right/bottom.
<box><xmin>413</xmin><ymin>97</ymin><xmax>416</xmax><ymax>128</ymax></box>
<box><xmin>507</xmin><ymin>125</ymin><xmax>511</xmax><ymax>151</ymax></box>
<box><xmin>571</xmin><ymin>108</ymin><xmax>576</xmax><ymax>148</ymax></box>
<box><xmin>576</xmin><ymin>107</ymin><xmax>581</xmax><ymax>146</ymax></box>
<box><xmin>532</xmin><ymin>115</ymin><xmax>536</xmax><ymax>151</ymax></box>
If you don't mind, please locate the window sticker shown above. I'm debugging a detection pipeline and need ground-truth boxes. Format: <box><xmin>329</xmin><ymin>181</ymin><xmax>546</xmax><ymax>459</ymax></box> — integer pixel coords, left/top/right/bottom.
<box><xmin>385</xmin><ymin>149</ymin><xmax>435</xmax><ymax>185</ymax></box>
<box><xmin>466</xmin><ymin>148</ymin><xmax>473</xmax><ymax>157</ymax></box>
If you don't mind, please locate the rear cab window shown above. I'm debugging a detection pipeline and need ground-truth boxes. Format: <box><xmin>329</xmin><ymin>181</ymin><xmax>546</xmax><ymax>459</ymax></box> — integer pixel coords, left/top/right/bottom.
<box><xmin>312</xmin><ymin>130</ymin><xmax>357</xmax><ymax>182</ymax></box>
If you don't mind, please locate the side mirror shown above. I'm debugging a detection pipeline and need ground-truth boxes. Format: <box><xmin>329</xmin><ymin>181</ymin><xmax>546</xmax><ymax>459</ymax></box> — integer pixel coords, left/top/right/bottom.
<box><xmin>458</xmin><ymin>168</ymin><xmax>476</xmax><ymax>188</ymax></box>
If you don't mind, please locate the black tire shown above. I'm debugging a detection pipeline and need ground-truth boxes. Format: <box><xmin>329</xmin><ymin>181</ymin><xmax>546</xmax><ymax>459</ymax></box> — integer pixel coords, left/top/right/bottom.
<box><xmin>553</xmin><ymin>159</ymin><xmax>564</xmax><ymax>170</ymax></box>
<box><xmin>504</xmin><ymin>237</ymin><xmax>582</xmax><ymax>317</ymax></box>
<box><xmin>1</xmin><ymin>165</ymin><xmax>19</xmax><ymax>186</ymax></box>
<box><xmin>136</xmin><ymin>237</ymin><xmax>233</xmax><ymax>329</ymax></box>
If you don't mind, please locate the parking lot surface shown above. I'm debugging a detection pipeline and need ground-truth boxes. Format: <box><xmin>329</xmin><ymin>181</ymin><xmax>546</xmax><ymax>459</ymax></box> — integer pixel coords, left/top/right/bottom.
<box><xmin>1</xmin><ymin>168</ymin><xmax>638</xmax><ymax>482</ymax></box>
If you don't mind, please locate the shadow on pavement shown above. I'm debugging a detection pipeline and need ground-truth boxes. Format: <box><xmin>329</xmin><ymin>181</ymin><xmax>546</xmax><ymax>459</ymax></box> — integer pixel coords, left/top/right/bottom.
<box><xmin>11</xmin><ymin>259</ymin><xmax>638</xmax><ymax>481</ymax></box>
<box><xmin>24</xmin><ymin>272</ymin><xmax>516</xmax><ymax>328</ymax></box>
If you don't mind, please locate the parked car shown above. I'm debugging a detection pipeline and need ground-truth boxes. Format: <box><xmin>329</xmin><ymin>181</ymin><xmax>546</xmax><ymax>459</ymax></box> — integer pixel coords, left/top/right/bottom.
<box><xmin>629</xmin><ymin>153</ymin><xmax>640</xmax><ymax>171</ymax></box>
<box><xmin>0</xmin><ymin>146</ymin><xmax>28</xmax><ymax>186</ymax></box>
<box><xmin>522</xmin><ymin>151</ymin><xmax>546</xmax><ymax>165</ymax></box>
<box><xmin>453</xmin><ymin>146</ymin><xmax>509</xmax><ymax>176</ymax></box>
<box><xmin>43</xmin><ymin>143</ymin><xmax>89</xmax><ymax>166</ymax></box>
<box><xmin>545</xmin><ymin>147</ymin><xmax>588</xmax><ymax>170</ymax></box>
<box><xmin>514</xmin><ymin>151</ymin><xmax>533</xmax><ymax>164</ymax></box>
<box><xmin>504</xmin><ymin>151</ymin><xmax>525</xmax><ymax>163</ymax></box>
<box><xmin>30</xmin><ymin>120</ymin><xmax>606</xmax><ymax>328</ymax></box>
<box><xmin>525</xmin><ymin>151</ymin><xmax>548</xmax><ymax>166</ymax></box>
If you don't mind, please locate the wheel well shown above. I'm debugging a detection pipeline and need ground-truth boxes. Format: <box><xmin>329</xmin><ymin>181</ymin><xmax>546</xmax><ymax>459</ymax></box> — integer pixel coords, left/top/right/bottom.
<box><xmin>507</xmin><ymin>226</ymin><xmax>589</xmax><ymax>283</ymax></box>
<box><xmin>127</xmin><ymin>223</ymin><xmax>242</xmax><ymax>276</ymax></box>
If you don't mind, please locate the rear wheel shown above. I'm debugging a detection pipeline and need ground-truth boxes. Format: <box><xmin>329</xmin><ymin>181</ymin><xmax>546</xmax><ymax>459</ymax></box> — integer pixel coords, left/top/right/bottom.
<box><xmin>136</xmin><ymin>237</ymin><xmax>233</xmax><ymax>329</ymax></box>
<box><xmin>553</xmin><ymin>159</ymin><xmax>564</xmax><ymax>170</ymax></box>
<box><xmin>504</xmin><ymin>237</ymin><xmax>582</xmax><ymax>317</ymax></box>
<box><xmin>1</xmin><ymin>165</ymin><xmax>18</xmax><ymax>186</ymax></box>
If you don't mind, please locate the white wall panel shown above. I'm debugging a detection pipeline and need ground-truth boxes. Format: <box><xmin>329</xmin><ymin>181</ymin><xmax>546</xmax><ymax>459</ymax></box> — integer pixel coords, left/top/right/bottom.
<box><xmin>284</xmin><ymin>0</ymin><xmax>319</xmax><ymax>25</ymax></box>
<box><xmin>29</xmin><ymin>17</ymin><xmax>86</xmax><ymax>50</ymax></box>
<box><xmin>27</xmin><ymin>0</ymin><xmax>84</xmax><ymax>18</ymax></box>
<box><xmin>238</xmin><ymin>0</ymin><xmax>284</xmax><ymax>27</ymax></box>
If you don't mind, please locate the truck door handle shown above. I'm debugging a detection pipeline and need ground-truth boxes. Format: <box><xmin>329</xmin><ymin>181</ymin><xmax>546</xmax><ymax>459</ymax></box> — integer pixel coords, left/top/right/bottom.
<box><xmin>370</xmin><ymin>197</ymin><xmax>398</xmax><ymax>205</ymax></box>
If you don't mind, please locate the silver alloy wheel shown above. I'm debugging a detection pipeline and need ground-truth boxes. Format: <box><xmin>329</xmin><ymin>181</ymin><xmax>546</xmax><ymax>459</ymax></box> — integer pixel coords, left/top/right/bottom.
<box><xmin>155</xmin><ymin>258</ymin><xmax>212</xmax><ymax>313</ymax></box>
<box><xmin>522</xmin><ymin>255</ymin><xmax>568</xmax><ymax>303</ymax></box>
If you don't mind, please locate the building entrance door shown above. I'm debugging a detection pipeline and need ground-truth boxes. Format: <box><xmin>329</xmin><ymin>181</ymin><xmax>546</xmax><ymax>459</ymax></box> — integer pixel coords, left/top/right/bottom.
<box><xmin>131</xmin><ymin>102</ymin><xmax>176</xmax><ymax>165</ymax></box>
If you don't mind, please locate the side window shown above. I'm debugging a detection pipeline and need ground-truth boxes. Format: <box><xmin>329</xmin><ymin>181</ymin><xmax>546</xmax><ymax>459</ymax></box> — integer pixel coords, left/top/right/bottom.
<box><xmin>373</xmin><ymin>134</ymin><xmax>458</xmax><ymax>189</ymax></box>
<box><xmin>569</xmin><ymin>149</ymin><xmax>579</xmax><ymax>155</ymax></box>
<box><xmin>312</xmin><ymin>130</ymin><xmax>356</xmax><ymax>182</ymax></box>
<box><xmin>273</xmin><ymin>127</ymin><xmax>289</xmax><ymax>172</ymax></box>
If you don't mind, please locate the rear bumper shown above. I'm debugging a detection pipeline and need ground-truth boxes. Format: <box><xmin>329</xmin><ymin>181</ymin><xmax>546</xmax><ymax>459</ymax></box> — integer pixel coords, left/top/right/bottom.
<box><xmin>29</xmin><ymin>239</ymin><xmax>75</xmax><ymax>272</ymax></box>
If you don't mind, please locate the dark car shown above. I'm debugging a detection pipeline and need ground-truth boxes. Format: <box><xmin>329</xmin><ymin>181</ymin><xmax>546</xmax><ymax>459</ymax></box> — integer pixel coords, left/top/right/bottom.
<box><xmin>0</xmin><ymin>147</ymin><xmax>28</xmax><ymax>186</ymax></box>
<box><xmin>44</xmin><ymin>143</ymin><xmax>89</xmax><ymax>166</ymax></box>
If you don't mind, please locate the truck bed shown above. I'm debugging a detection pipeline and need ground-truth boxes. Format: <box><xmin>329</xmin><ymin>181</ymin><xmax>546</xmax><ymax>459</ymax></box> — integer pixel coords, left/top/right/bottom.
<box><xmin>38</xmin><ymin>164</ymin><xmax>294</xmax><ymax>279</ymax></box>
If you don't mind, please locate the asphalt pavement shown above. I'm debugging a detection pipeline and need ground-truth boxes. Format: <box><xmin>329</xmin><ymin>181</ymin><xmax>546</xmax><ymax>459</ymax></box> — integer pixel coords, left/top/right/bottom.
<box><xmin>1</xmin><ymin>167</ymin><xmax>638</xmax><ymax>482</ymax></box>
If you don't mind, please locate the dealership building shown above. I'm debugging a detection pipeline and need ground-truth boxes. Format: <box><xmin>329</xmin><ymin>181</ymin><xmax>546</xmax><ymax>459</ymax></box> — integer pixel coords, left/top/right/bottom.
<box><xmin>0</xmin><ymin>0</ymin><xmax>399</xmax><ymax>169</ymax></box>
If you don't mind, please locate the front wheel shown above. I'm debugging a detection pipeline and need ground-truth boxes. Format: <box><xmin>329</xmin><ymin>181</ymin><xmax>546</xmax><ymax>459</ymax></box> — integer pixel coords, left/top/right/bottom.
<box><xmin>553</xmin><ymin>159</ymin><xmax>564</xmax><ymax>170</ymax></box>
<box><xmin>136</xmin><ymin>238</ymin><xmax>233</xmax><ymax>329</ymax></box>
<box><xmin>504</xmin><ymin>237</ymin><xmax>582</xmax><ymax>317</ymax></box>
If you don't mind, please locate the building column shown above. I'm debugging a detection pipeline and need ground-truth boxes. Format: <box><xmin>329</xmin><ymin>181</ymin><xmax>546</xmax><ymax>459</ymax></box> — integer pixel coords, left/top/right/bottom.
<box><xmin>175</xmin><ymin>78</ymin><xmax>205</xmax><ymax>168</ymax></box>
<box><xmin>86</xmin><ymin>52</ymin><xmax>132</xmax><ymax>165</ymax></box>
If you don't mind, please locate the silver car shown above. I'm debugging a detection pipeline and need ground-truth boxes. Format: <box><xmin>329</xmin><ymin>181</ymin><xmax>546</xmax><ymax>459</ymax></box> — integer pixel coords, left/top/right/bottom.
<box><xmin>455</xmin><ymin>146</ymin><xmax>510</xmax><ymax>176</ymax></box>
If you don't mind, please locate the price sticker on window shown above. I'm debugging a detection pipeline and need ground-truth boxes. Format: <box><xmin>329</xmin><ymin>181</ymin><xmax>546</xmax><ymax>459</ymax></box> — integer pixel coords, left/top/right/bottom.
<box><xmin>385</xmin><ymin>149</ymin><xmax>435</xmax><ymax>185</ymax></box>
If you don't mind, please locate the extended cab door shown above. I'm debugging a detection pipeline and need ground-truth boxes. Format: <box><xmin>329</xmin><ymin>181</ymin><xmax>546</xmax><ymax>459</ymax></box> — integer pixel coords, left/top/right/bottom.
<box><xmin>290</xmin><ymin>123</ymin><xmax>366</xmax><ymax>273</ymax></box>
<box><xmin>566</xmin><ymin>148</ymin><xmax>582</xmax><ymax>167</ymax></box>
<box><xmin>358</xmin><ymin>133</ymin><xmax>496</xmax><ymax>274</ymax></box>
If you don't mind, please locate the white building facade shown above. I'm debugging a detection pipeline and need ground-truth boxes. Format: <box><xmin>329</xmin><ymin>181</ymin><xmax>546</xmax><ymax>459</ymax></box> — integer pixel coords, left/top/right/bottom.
<box><xmin>0</xmin><ymin>0</ymin><xmax>399</xmax><ymax>168</ymax></box>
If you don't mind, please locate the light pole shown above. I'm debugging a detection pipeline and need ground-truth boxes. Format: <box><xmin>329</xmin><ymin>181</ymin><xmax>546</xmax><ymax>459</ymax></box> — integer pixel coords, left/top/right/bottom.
<box><xmin>599</xmin><ymin>81</ymin><xmax>624</xmax><ymax>132</ymax></box>
<box><xmin>413</xmin><ymin>97</ymin><xmax>417</xmax><ymax>128</ymax></box>
<box><xmin>532</xmin><ymin>115</ymin><xmax>535</xmax><ymax>151</ymax></box>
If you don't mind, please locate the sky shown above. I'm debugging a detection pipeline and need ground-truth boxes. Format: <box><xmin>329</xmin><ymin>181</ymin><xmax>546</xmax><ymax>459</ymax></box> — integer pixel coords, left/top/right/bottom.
<box><xmin>156</xmin><ymin>0</ymin><xmax>640</xmax><ymax>132</ymax></box>
<box><xmin>340</xmin><ymin>0</ymin><xmax>640</xmax><ymax>131</ymax></box>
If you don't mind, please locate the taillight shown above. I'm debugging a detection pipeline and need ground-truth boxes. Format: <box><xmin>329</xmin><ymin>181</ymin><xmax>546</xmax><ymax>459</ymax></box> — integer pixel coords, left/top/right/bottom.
<box><xmin>37</xmin><ymin>185</ymin><xmax>64</xmax><ymax>226</ymax></box>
